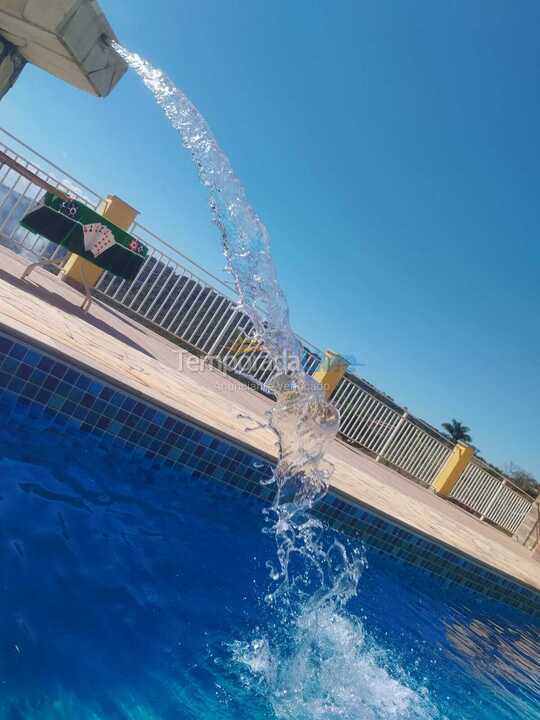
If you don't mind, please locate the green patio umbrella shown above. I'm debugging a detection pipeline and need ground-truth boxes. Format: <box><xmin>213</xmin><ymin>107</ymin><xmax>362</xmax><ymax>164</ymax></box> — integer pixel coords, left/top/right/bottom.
<box><xmin>20</xmin><ymin>192</ymin><xmax>148</xmax><ymax>281</ymax></box>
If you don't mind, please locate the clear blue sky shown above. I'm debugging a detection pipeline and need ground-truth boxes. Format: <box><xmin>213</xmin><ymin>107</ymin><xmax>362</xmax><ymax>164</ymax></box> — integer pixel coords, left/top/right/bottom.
<box><xmin>2</xmin><ymin>1</ymin><xmax>539</xmax><ymax>477</ymax></box>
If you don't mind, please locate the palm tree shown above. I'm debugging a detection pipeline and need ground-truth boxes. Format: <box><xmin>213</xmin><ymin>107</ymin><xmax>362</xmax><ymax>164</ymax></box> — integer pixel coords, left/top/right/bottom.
<box><xmin>442</xmin><ymin>419</ymin><xmax>472</xmax><ymax>444</ymax></box>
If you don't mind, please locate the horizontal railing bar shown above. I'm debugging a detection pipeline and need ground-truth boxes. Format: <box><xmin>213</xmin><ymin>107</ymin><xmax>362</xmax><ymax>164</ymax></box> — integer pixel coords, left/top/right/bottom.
<box><xmin>0</xmin><ymin>127</ymin><xmax>100</xmax><ymax>203</ymax></box>
<box><xmin>0</xmin><ymin>150</ymin><xmax>71</xmax><ymax>201</ymax></box>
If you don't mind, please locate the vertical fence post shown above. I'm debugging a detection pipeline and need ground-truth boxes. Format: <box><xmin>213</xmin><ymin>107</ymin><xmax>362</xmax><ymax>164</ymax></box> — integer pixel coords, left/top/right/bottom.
<box><xmin>375</xmin><ymin>410</ymin><xmax>408</xmax><ymax>463</ymax></box>
<box><xmin>514</xmin><ymin>500</ymin><xmax>540</xmax><ymax>549</ymax></box>
<box><xmin>432</xmin><ymin>442</ymin><xmax>474</xmax><ymax>496</ymax></box>
<box><xmin>313</xmin><ymin>350</ymin><xmax>349</xmax><ymax>399</ymax></box>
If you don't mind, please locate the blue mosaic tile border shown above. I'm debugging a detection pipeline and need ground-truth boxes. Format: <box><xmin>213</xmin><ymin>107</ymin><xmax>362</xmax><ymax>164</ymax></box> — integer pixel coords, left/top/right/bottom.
<box><xmin>0</xmin><ymin>328</ymin><xmax>538</xmax><ymax>617</ymax></box>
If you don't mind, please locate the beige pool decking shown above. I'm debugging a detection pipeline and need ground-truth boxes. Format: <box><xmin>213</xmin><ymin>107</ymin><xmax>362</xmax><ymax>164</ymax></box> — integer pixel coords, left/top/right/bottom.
<box><xmin>0</xmin><ymin>246</ymin><xmax>538</xmax><ymax>595</ymax></box>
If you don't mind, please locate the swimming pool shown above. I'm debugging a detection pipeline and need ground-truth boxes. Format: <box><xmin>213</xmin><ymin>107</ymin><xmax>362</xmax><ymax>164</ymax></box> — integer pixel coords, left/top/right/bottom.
<box><xmin>0</xmin><ymin>338</ymin><xmax>539</xmax><ymax>720</ymax></box>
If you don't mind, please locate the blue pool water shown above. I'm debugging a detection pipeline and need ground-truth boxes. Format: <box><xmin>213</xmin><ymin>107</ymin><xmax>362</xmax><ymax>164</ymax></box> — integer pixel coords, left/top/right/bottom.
<box><xmin>1</xmin><ymin>399</ymin><xmax>538</xmax><ymax>720</ymax></box>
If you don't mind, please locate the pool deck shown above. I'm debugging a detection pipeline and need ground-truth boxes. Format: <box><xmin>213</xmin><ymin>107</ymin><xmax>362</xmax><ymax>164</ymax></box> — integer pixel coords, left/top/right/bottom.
<box><xmin>0</xmin><ymin>246</ymin><xmax>538</xmax><ymax>594</ymax></box>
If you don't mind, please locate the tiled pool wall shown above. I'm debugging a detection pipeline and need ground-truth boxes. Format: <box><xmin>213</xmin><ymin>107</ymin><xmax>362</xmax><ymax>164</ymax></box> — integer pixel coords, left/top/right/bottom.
<box><xmin>0</xmin><ymin>328</ymin><xmax>538</xmax><ymax>618</ymax></box>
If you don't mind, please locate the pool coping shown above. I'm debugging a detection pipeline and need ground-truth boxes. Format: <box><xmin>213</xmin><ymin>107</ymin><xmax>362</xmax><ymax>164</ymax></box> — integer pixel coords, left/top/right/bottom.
<box><xmin>1</xmin><ymin>324</ymin><xmax>538</xmax><ymax>617</ymax></box>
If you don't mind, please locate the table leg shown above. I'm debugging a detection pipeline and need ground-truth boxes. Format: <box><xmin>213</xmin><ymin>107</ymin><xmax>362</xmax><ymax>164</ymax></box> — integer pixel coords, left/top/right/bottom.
<box><xmin>21</xmin><ymin>257</ymin><xmax>65</xmax><ymax>282</ymax></box>
<box><xmin>78</xmin><ymin>261</ymin><xmax>93</xmax><ymax>313</ymax></box>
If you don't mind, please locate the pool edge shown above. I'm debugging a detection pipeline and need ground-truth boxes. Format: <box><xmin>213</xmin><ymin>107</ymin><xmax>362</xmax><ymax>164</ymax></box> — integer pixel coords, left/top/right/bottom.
<box><xmin>0</xmin><ymin>325</ymin><xmax>538</xmax><ymax>618</ymax></box>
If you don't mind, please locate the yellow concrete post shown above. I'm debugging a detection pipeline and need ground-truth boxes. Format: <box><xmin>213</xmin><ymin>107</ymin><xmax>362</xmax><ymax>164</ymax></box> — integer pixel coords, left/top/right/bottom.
<box><xmin>312</xmin><ymin>350</ymin><xmax>349</xmax><ymax>399</ymax></box>
<box><xmin>62</xmin><ymin>195</ymin><xmax>139</xmax><ymax>289</ymax></box>
<box><xmin>432</xmin><ymin>442</ymin><xmax>474</xmax><ymax>497</ymax></box>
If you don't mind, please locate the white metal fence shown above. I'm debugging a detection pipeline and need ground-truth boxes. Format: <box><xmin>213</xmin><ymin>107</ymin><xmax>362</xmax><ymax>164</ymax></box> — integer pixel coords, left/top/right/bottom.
<box><xmin>0</xmin><ymin>130</ymin><xmax>101</xmax><ymax>262</ymax></box>
<box><xmin>330</xmin><ymin>377</ymin><xmax>453</xmax><ymax>485</ymax></box>
<box><xmin>0</xmin><ymin>127</ymin><xmax>535</xmax><ymax>538</ymax></box>
<box><xmin>450</xmin><ymin>460</ymin><xmax>533</xmax><ymax>533</ymax></box>
<box><xmin>94</xmin><ymin>226</ymin><xmax>323</xmax><ymax>391</ymax></box>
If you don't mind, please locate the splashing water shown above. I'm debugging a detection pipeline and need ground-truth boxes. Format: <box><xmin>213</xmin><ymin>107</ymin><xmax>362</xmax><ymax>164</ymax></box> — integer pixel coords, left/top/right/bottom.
<box><xmin>113</xmin><ymin>44</ymin><xmax>438</xmax><ymax>720</ymax></box>
<box><xmin>231</xmin><ymin>606</ymin><xmax>433</xmax><ymax>720</ymax></box>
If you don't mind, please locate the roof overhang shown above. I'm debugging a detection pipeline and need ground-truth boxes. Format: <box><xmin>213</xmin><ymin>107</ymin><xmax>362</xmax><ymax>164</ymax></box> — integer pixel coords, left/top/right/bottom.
<box><xmin>0</xmin><ymin>0</ymin><xmax>126</xmax><ymax>97</ymax></box>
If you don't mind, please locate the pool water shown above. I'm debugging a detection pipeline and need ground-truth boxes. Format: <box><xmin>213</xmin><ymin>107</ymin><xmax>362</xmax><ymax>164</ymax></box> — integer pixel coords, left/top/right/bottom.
<box><xmin>0</xmin><ymin>399</ymin><xmax>538</xmax><ymax>720</ymax></box>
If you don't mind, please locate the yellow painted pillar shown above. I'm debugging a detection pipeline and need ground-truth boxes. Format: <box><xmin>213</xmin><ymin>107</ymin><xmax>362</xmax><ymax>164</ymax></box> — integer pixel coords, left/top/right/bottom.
<box><xmin>62</xmin><ymin>195</ymin><xmax>139</xmax><ymax>289</ymax></box>
<box><xmin>432</xmin><ymin>442</ymin><xmax>474</xmax><ymax>497</ymax></box>
<box><xmin>312</xmin><ymin>350</ymin><xmax>349</xmax><ymax>399</ymax></box>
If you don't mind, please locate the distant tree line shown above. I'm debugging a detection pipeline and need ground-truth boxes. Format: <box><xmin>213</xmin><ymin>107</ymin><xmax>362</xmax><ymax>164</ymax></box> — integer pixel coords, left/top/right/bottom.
<box><xmin>505</xmin><ymin>463</ymin><xmax>539</xmax><ymax>499</ymax></box>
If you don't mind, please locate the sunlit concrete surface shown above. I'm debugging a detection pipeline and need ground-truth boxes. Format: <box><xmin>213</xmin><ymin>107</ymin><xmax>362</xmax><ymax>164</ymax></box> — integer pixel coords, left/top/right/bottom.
<box><xmin>0</xmin><ymin>246</ymin><xmax>538</xmax><ymax>594</ymax></box>
<box><xmin>0</xmin><ymin>0</ymin><xmax>126</xmax><ymax>96</ymax></box>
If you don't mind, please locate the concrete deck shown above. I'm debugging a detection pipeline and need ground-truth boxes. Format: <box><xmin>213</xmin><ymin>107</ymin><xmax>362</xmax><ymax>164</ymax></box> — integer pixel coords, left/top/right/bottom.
<box><xmin>0</xmin><ymin>247</ymin><xmax>538</xmax><ymax>594</ymax></box>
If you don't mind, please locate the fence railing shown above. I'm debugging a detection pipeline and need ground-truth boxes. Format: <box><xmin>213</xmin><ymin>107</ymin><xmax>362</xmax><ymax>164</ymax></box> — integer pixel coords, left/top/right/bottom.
<box><xmin>0</xmin><ymin>127</ymin><xmax>535</xmax><ymax>539</ymax></box>
<box><xmin>0</xmin><ymin>129</ymin><xmax>101</xmax><ymax>264</ymax></box>
<box><xmin>330</xmin><ymin>376</ymin><xmax>453</xmax><ymax>485</ymax></box>
<box><xmin>450</xmin><ymin>460</ymin><xmax>533</xmax><ymax>533</ymax></box>
<box><xmin>94</xmin><ymin>229</ymin><xmax>322</xmax><ymax>391</ymax></box>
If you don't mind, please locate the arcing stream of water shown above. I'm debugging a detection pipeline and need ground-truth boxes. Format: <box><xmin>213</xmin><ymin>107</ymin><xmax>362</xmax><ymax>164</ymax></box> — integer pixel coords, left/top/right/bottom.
<box><xmin>112</xmin><ymin>44</ymin><xmax>438</xmax><ymax>720</ymax></box>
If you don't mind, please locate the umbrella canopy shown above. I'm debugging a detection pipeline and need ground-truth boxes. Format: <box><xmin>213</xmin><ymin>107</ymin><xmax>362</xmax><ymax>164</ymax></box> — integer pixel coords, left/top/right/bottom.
<box><xmin>20</xmin><ymin>192</ymin><xmax>148</xmax><ymax>281</ymax></box>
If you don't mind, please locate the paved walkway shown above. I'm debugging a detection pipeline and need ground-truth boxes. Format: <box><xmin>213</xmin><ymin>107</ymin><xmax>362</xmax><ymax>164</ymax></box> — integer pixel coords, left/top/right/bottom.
<box><xmin>0</xmin><ymin>247</ymin><xmax>538</xmax><ymax>593</ymax></box>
